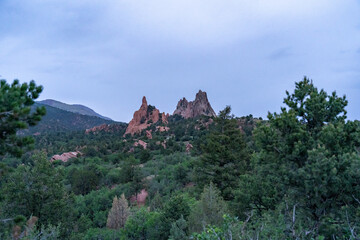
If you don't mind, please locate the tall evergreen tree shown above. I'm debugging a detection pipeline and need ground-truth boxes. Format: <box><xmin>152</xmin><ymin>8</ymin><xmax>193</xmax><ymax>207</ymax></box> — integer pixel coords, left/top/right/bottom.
<box><xmin>120</xmin><ymin>156</ymin><xmax>143</xmax><ymax>199</ymax></box>
<box><xmin>0</xmin><ymin>79</ymin><xmax>46</xmax><ymax>157</ymax></box>
<box><xmin>196</xmin><ymin>106</ymin><xmax>249</xmax><ymax>200</ymax></box>
<box><xmin>237</xmin><ymin>77</ymin><xmax>360</xmax><ymax>237</ymax></box>
<box><xmin>159</xmin><ymin>195</ymin><xmax>191</xmax><ymax>240</ymax></box>
<box><xmin>106</xmin><ymin>194</ymin><xmax>130</xmax><ymax>229</ymax></box>
<box><xmin>169</xmin><ymin>215</ymin><xmax>188</xmax><ymax>240</ymax></box>
<box><xmin>189</xmin><ymin>182</ymin><xmax>228</xmax><ymax>233</ymax></box>
<box><xmin>1</xmin><ymin>152</ymin><xmax>73</xmax><ymax>234</ymax></box>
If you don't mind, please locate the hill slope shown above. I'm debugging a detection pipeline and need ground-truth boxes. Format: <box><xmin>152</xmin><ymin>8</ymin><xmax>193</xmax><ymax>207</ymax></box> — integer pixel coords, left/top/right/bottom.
<box><xmin>38</xmin><ymin>99</ymin><xmax>112</xmax><ymax>120</ymax></box>
<box><xmin>20</xmin><ymin>103</ymin><xmax>123</xmax><ymax>135</ymax></box>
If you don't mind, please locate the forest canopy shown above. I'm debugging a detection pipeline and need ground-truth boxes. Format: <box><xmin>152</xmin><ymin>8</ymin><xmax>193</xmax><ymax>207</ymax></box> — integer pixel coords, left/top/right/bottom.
<box><xmin>0</xmin><ymin>77</ymin><xmax>359</xmax><ymax>239</ymax></box>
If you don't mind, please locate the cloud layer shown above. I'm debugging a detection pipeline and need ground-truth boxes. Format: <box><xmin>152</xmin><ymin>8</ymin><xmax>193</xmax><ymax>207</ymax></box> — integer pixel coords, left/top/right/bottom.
<box><xmin>0</xmin><ymin>0</ymin><xmax>359</xmax><ymax>121</ymax></box>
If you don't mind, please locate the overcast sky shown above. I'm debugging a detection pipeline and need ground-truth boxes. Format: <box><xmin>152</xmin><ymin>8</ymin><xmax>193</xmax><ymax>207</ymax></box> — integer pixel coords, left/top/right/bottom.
<box><xmin>1</xmin><ymin>0</ymin><xmax>359</xmax><ymax>122</ymax></box>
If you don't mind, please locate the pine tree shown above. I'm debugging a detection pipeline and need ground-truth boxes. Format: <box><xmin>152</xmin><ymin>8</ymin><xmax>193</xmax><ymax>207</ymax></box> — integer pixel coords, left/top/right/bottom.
<box><xmin>189</xmin><ymin>182</ymin><xmax>227</xmax><ymax>233</ymax></box>
<box><xmin>237</xmin><ymin>77</ymin><xmax>360</xmax><ymax>237</ymax></box>
<box><xmin>0</xmin><ymin>79</ymin><xmax>46</xmax><ymax>157</ymax></box>
<box><xmin>1</xmin><ymin>152</ymin><xmax>72</xmax><ymax>229</ymax></box>
<box><xmin>169</xmin><ymin>215</ymin><xmax>187</xmax><ymax>240</ymax></box>
<box><xmin>196</xmin><ymin>106</ymin><xmax>249</xmax><ymax>200</ymax></box>
<box><xmin>106</xmin><ymin>194</ymin><xmax>130</xmax><ymax>229</ymax></box>
<box><xmin>120</xmin><ymin>156</ymin><xmax>143</xmax><ymax>199</ymax></box>
<box><xmin>159</xmin><ymin>195</ymin><xmax>191</xmax><ymax>240</ymax></box>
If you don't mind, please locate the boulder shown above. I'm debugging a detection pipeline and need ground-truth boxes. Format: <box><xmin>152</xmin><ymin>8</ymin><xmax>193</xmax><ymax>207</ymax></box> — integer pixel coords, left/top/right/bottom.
<box><xmin>134</xmin><ymin>140</ymin><xmax>147</xmax><ymax>149</ymax></box>
<box><xmin>51</xmin><ymin>151</ymin><xmax>81</xmax><ymax>162</ymax></box>
<box><xmin>186</xmin><ymin>143</ymin><xmax>193</xmax><ymax>153</ymax></box>
<box><xmin>130</xmin><ymin>189</ymin><xmax>148</xmax><ymax>206</ymax></box>
<box><xmin>156</xmin><ymin>126</ymin><xmax>170</xmax><ymax>132</ymax></box>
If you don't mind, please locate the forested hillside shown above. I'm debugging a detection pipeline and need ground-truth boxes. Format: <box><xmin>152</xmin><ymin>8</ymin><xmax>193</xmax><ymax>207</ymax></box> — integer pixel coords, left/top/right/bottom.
<box><xmin>38</xmin><ymin>99</ymin><xmax>112</xmax><ymax>120</ymax></box>
<box><xmin>0</xmin><ymin>78</ymin><xmax>359</xmax><ymax>239</ymax></box>
<box><xmin>19</xmin><ymin>103</ymin><xmax>121</xmax><ymax>135</ymax></box>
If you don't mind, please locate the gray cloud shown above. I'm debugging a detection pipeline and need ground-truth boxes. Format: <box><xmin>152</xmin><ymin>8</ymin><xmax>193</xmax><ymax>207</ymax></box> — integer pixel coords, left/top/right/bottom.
<box><xmin>269</xmin><ymin>47</ymin><xmax>292</xmax><ymax>60</ymax></box>
<box><xmin>0</xmin><ymin>0</ymin><xmax>359</xmax><ymax>121</ymax></box>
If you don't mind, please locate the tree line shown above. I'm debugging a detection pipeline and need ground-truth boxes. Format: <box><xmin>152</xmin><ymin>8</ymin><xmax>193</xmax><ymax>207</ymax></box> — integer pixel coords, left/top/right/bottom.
<box><xmin>0</xmin><ymin>77</ymin><xmax>359</xmax><ymax>239</ymax></box>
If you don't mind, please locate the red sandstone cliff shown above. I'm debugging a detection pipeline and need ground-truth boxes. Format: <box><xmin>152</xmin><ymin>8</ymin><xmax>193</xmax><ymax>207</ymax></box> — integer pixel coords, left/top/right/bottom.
<box><xmin>173</xmin><ymin>90</ymin><xmax>216</xmax><ymax>119</ymax></box>
<box><xmin>125</xmin><ymin>96</ymin><xmax>168</xmax><ymax>136</ymax></box>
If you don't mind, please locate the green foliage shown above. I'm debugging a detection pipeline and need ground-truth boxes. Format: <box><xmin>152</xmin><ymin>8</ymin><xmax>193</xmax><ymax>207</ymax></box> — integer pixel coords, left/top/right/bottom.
<box><xmin>39</xmin><ymin>99</ymin><xmax>112</xmax><ymax>120</ymax></box>
<box><xmin>125</xmin><ymin>207</ymin><xmax>161</xmax><ymax>240</ymax></box>
<box><xmin>169</xmin><ymin>215</ymin><xmax>188</xmax><ymax>240</ymax></box>
<box><xmin>119</xmin><ymin>156</ymin><xmax>143</xmax><ymax>198</ymax></box>
<box><xmin>2</xmin><ymin>76</ymin><xmax>360</xmax><ymax>239</ymax></box>
<box><xmin>196</xmin><ymin>106</ymin><xmax>249</xmax><ymax>200</ymax></box>
<box><xmin>73</xmin><ymin>186</ymin><xmax>131</xmax><ymax>230</ymax></box>
<box><xmin>158</xmin><ymin>194</ymin><xmax>191</xmax><ymax>240</ymax></box>
<box><xmin>189</xmin><ymin>183</ymin><xmax>228</xmax><ymax>233</ymax></box>
<box><xmin>139</xmin><ymin>149</ymin><xmax>151</xmax><ymax>163</ymax></box>
<box><xmin>1</xmin><ymin>152</ymin><xmax>75</xmax><ymax>237</ymax></box>
<box><xmin>105</xmin><ymin>168</ymin><xmax>122</xmax><ymax>185</ymax></box>
<box><xmin>143</xmin><ymin>153</ymin><xmax>197</xmax><ymax>210</ymax></box>
<box><xmin>26</xmin><ymin>224</ymin><xmax>61</xmax><ymax>240</ymax></box>
<box><xmin>75</xmin><ymin>228</ymin><xmax>123</xmax><ymax>240</ymax></box>
<box><xmin>13</xmin><ymin>215</ymin><xmax>27</xmax><ymax>225</ymax></box>
<box><xmin>69</xmin><ymin>165</ymin><xmax>102</xmax><ymax>195</ymax></box>
<box><xmin>0</xmin><ymin>79</ymin><xmax>46</xmax><ymax>157</ymax></box>
<box><xmin>191</xmin><ymin>215</ymin><xmax>239</xmax><ymax>240</ymax></box>
<box><xmin>23</xmin><ymin>103</ymin><xmax>120</xmax><ymax>135</ymax></box>
<box><xmin>237</xmin><ymin>77</ymin><xmax>360</xmax><ymax>237</ymax></box>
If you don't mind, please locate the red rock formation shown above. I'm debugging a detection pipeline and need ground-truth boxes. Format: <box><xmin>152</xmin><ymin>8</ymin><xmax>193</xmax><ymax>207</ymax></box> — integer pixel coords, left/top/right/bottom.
<box><xmin>85</xmin><ymin>124</ymin><xmax>109</xmax><ymax>134</ymax></box>
<box><xmin>195</xmin><ymin>118</ymin><xmax>214</xmax><ymax>130</ymax></box>
<box><xmin>51</xmin><ymin>151</ymin><xmax>81</xmax><ymax>162</ymax></box>
<box><xmin>161</xmin><ymin>112</ymin><xmax>169</xmax><ymax>124</ymax></box>
<box><xmin>134</xmin><ymin>140</ymin><xmax>147</xmax><ymax>149</ymax></box>
<box><xmin>125</xmin><ymin>96</ymin><xmax>168</xmax><ymax>136</ymax></box>
<box><xmin>156</xmin><ymin>126</ymin><xmax>170</xmax><ymax>132</ymax></box>
<box><xmin>130</xmin><ymin>189</ymin><xmax>148</xmax><ymax>206</ymax></box>
<box><xmin>173</xmin><ymin>90</ymin><xmax>216</xmax><ymax>119</ymax></box>
<box><xmin>186</xmin><ymin>143</ymin><xmax>193</xmax><ymax>153</ymax></box>
<box><xmin>156</xmin><ymin>140</ymin><xmax>167</xmax><ymax>149</ymax></box>
<box><xmin>85</xmin><ymin>123</ymin><xmax>124</xmax><ymax>134</ymax></box>
<box><xmin>146</xmin><ymin>130</ymin><xmax>152</xmax><ymax>139</ymax></box>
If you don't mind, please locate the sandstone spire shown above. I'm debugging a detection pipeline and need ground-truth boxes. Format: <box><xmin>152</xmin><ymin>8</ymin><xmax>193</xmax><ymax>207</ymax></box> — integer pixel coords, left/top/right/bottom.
<box><xmin>124</xmin><ymin>96</ymin><xmax>168</xmax><ymax>136</ymax></box>
<box><xmin>173</xmin><ymin>90</ymin><xmax>216</xmax><ymax>119</ymax></box>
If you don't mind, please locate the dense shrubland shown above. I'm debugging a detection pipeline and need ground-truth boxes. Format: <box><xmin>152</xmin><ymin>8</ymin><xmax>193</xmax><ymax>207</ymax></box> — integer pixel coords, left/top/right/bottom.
<box><xmin>0</xmin><ymin>77</ymin><xmax>359</xmax><ymax>239</ymax></box>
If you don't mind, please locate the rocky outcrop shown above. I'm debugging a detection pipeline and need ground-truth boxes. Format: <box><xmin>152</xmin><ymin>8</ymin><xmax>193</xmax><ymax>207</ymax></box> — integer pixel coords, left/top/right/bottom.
<box><xmin>195</xmin><ymin>118</ymin><xmax>214</xmax><ymax>130</ymax></box>
<box><xmin>51</xmin><ymin>151</ymin><xmax>81</xmax><ymax>162</ymax></box>
<box><xmin>134</xmin><ymin>140</ymin><xmax>147</xmax><ymax>149</ymax></box>
<box><xmin>85</xmin><ymin>123</ymin><xmax>126</xmax><ymax>134</ymax></box>
<box><xmin>130</xmin><ymin>189</ymin><xmax>148</xmax><ymax>206</ymax></box>
<box><xmin>125</xmin><ymin>96</ymin><xmax>168</xmax><ymax>136</ymax></box>
<box><xmin>156</xmin><ymin>140</ymin><xmax>167</xmax><ymax>149</ymax></box>
<box><xmin>85</xmin><ymin>124</ymin><xmax>110</xmax><ymax>134</ymax></box>
<box><xmin>156</xmin><ymin>126</ymin><xmax>170</xmax><ymax>132</ymax></box>
<box><xmin>186</xmin><ymin>143</ymin><xmax>193</xmax><ymax>153</ymax></box>
<box><xmin>173</xmin><ymin>90</ymin><xmax>216</xmax><ymax>119</ymax></box>
<box><xmin>161</xmin><ymin>112</ymin><xmax>169</xmax><ymax>124</ymax></box>
<box><xmin>146</xmin><ymin>130</ymin><xmax>152</xmax><ymax>139</ymax></box>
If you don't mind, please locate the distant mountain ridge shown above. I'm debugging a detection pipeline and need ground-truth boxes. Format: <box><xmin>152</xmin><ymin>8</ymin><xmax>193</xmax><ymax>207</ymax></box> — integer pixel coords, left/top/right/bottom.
<box><xmin>20</xmin><ymin>103</ymin><xmax>123</xmax><ymax>135</ymax></box>
<box><xmin>38</xmin><ymin>99</ymin><xmax>112</xmax><ymax>120</ymax></box>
